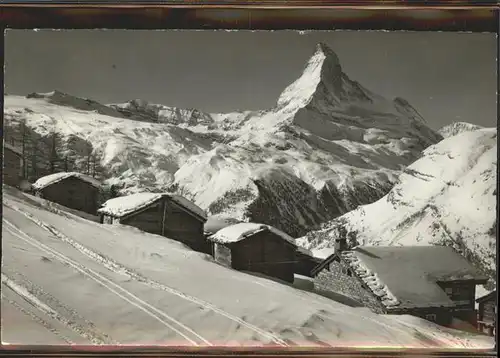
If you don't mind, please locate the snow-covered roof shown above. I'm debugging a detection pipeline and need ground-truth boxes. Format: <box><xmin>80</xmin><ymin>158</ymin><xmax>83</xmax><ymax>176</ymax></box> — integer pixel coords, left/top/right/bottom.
<box><xmin>32</xmin><ymin>172</ymin><xmax>102</xmax><ymax>190</ymax></box>
<box><xmin>3</xmin><ymin>142</ymin><xmax>23</xmax><ymax>156</ymax></box>
<box><xmin>209</xmin><ymin>222</ymin><xmax>296</xmax><ymax>247</ymax></box>
<box><xmin>98</xmin><ymin>192</ymin><xmax>207</xmax><ymax>221</ymax></box>
<box><xmin>168</xmin><ymin>194</ymin><xmax>207</xmax><ymax>221</ymax></box>
<box><xmin>296</xmin><ymin>246</ymin><xmax>314</xmax><ymax>257</ymax></box>
<box><xmin>340</xmin><ymin>246</ymin><xmax>488</xmax><ymax>310</ymax></box>
<box><xmin>204</xmin><ymin>216</ymin><xmax>242</xmax><ymax>235</ymax></box>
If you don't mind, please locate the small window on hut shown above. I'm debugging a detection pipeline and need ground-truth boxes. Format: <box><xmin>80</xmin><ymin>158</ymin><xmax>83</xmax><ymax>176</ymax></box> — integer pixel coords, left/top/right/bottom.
<box><xmin>445</xmin><ymin>287</ymin><xmax>453</xmax><ymax>295</ymax></box>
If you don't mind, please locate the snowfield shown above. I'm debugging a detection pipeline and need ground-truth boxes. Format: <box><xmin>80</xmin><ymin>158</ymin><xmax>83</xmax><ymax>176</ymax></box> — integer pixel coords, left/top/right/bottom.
<box><xmin>298</xmin><ymin>128</ymin><xmax>497</xmax><ymax>290</ymax></box>
<box><xmin>1</xmin><ymin>187</ymin><xmax>494</xmax><ymax>348</ymax></box>
<box><xmin>3</xmin><ymin>43</ymin><xmax>442</xmax><ymax>237</ymax></box>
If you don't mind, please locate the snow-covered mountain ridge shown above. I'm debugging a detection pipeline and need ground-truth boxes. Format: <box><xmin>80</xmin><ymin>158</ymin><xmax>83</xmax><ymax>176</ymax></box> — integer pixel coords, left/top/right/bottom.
<box><xmin>4</xmin><ymin>43</ymin><xmax>442</xmax><ymax>237</ymax></box>
<box><xmin>439</xmin><ymin>122</ymin><xmax>485</xmax><ymax>139</ymax></box>
<box><xmin>297</xmin><ymin>128</ymin><xmax>497</xmax><ymax>288</ymax></box>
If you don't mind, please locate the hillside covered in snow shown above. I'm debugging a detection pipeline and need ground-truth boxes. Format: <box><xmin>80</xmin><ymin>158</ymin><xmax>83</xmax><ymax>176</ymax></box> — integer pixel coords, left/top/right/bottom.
<box><xmin>3</xmin><ymin>43</ymin><xmax>442</xmax><ymax>237</ymax></box>
<box><xmin>298</xmin><ymin>128</ymin><xmax>497</xmax><ymax>289</ymax></box>
<box><xmin>439</xmin><ymin>122</ymin><xmax>485</xmax><ymax>139</ymax></box>
<box><xmin>1</xmin><ymin>186</ymin><xmax>494</xmax><ymax>348</ymax></box>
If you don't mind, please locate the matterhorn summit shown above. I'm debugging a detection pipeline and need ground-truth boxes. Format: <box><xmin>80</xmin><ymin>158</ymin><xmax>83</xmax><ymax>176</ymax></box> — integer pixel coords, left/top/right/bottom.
<box><xmin>277</xmin><ymin>42</ymin><xmax>345</xmax><ymax>108</ymax></box>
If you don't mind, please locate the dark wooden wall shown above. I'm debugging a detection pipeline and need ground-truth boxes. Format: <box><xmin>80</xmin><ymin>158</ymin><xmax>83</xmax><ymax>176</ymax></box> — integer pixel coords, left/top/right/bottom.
<box><xmin>39</xmin><ymin>177</ymin><xmax>99</xmax><ymax>215</ymax></box>
<box><xmin>295</xmin><ymin>252</ymin><xmax>320</xmax><ymax>277</ymax></box>
<box><xmin>481</xmin><ymin>300</ymin><xmax>496</xmax><ymax>323</ymax></box>
<box><xmin>163</xmin><ymin>200</ymin><xmax>210</xmax><ymax>254</ymax></box>
<box><xmin>438</xmin><ymin>281</ymin><xmax>476</xmax><ymax>308</ymax></box>
<box><xmin>121</xmin><ymin>202</ymin><xmax>163</xmax><ymax>235</ymax></box>
<box><xmin>119</xmin><ymin>198</ymin><xmax>209</xmax><ymax>254</ymax></box>
<box><xmin>437</xmin><ymin>281</ymin><xmax>477</xmax><ymax>325</ymax></box>
<box><xmin>230</xmin><ymin>231</ymin><xmax>296</xmax><ymax>283</ymax></box>
<box><xmin>3</xmin><ymin>148</ymin><xmax>23</xmax><ymax>187</ymax></box>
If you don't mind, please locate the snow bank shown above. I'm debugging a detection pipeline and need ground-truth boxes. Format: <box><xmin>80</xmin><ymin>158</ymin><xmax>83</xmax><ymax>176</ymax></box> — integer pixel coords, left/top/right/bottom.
<box><xmin>210</xmin><ymin>222</ymin><xmax>296</xmax><ymax>246</ymax></box>
<box><xmin>32</xmin><ymin>172</ymin><xmax>102</xmax><ymax>190</ymax></box>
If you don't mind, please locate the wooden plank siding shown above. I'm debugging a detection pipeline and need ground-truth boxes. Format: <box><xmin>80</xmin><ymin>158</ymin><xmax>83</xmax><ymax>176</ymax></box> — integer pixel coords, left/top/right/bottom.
<box><xmin>163</xmin><ymin>200</ymin><xmax>210</xmax><ymax>253</ymax></box>
<box><xmin>437</xmin><ymin>281</ymin><xmax>478</xmax><ymax>325</ymax></box>
<box><xmin>37</xmin><ymin>176</ymin><xmax>100</xmax><ymax>215</ymax></box>
<box><xmin>482</xmin><ymin>301</ymin><xmax>496</xmax><ymax>323</ymax></box>
<box><xmin>121</xmin><ymin>203</ymin><xmax>163</xmax><ymax>235</ymax></box>
<box><xmin>229</xmin><ymin>230</ymin><xmax>296</xmax><ymax>283</ymax></box>
<box><xmin>106</xmin><ymin>196</ymin><xmax>209</xmax><ymax>254</ymax></box>
<box><xmin>295</xmin><ymin>252</ymin><xmax>321</xmax><ymax>278</ymax></box>
<box><xmin>3</xmin><ymin>147</ymin><xmax>23</xmax><ymax>187</ymax></box>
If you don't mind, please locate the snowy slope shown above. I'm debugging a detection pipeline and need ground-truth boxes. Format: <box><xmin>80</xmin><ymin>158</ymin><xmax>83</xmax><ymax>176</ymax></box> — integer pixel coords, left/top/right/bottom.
<box><xmin>1</xmin><ymin>187</ymin><xmax>494</xmax><ymax>348</ymax></box>
<box><xmin>3</xmin><ymin>43</ymin><xmax>442</xmax><ymax>237</ymax></box>
<box><xmin>439</xmin><ymin>122</ymin><xmax>484</xmax><ymax>139</ymax></box>
<box><xmin>298</xmin><ymin>128</ymin><xmax>497</xmax><ymax>289</ymax></box>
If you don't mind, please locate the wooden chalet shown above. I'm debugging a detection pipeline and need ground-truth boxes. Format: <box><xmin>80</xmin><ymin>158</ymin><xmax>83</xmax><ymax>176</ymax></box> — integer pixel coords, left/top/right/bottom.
<box><xmin>32</xmin><ymin>172</ymin><xmax>102</xmax><ymax>215</ymax></box>
<box><xmin>295</xmin><ymin>246</ymin><xmax>322</xmax><ymax>278</ymax></box>
<box><xmin>207</xmin><ymin>222</ymin><xmax>297</xmax><ymax>283</ymax></box>
<box><xmin>476</xmin><ymin>290</ymin><xmax>496</xmax><ymax>336</ymax></box>
<box><xmin>3</xmin><ymin>143</ymin><xmax>24</xmax><ymax>187</ymax></box>
<box><xmin>311</xmin><ymin>239</ymin><xmax>488</xmax><ymax>326</ymax></box>
<box><xmin>98</xmin><ymin>192</ymin><xmax>209</xmax><ymax>254</ymax></box>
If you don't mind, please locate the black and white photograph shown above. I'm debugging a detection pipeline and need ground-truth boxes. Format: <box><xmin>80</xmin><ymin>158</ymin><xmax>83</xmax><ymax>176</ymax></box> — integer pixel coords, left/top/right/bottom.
<box><xmin>1</xmin><ymin>29</ymin><xmax>497</xmax><ymax>348</ymax></box>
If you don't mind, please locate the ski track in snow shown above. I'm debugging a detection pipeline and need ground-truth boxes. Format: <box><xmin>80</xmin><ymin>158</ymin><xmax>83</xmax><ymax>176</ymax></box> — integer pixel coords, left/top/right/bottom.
<box><xmin>1</xmin><ymin>290</ymin><xmax>75</xmax><ymax>345</ymax></box>
<box><xmin>1</xmin><ymin>267</ymin><xmax>115</xmax><ymax>345</ymax></box>
<box><xmin>3</xmin><ymin>219</ymin><xmax>212</xmax><ymax>347</ymax></box>
<box><xmin>3</xmin><ymin>200</ymin><xmax>290</xmax><ymax>347</ymax></box>
<box><xmin>1</xmin><ymin>273</ymin><xmax>110</xmax><ymax>345</ymax></box>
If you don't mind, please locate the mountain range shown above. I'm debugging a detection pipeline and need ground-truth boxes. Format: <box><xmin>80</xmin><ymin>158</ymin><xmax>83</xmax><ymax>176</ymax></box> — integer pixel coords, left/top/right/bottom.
<box><xmin>297</xmin><ymin>128</ymin><xmax>497</xmax><ymax>289</ymax></box>
<box><xmin>3</xmin><ymin>43</ymin><xmax>443</xmax><ymax>238</ymax></box>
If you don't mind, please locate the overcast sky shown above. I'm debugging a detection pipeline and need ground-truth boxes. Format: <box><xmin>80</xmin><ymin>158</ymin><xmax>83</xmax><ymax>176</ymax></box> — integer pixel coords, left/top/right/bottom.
<box><xmin>4</xmin><ymin>30</ymin><xmax>497</xmax><ymax>130</ymax></box>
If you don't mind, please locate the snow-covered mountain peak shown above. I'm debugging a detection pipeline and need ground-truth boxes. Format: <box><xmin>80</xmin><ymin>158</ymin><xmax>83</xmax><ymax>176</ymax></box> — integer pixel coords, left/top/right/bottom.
<box><xmin>277</xmin><ymin>42</ymin><xmax>344</xmax><ymax>108</ymax></box>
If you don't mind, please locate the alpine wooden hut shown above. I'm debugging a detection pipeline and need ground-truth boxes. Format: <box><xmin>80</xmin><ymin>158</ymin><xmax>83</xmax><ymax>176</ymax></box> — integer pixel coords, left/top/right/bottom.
<box><xmin>98</xmin><ymin>192</ymin><xmax>209</xmax><ymax>253</ymax></box>
<box><xmin>311</xmin><ymin>239</ymin><xmax>488</xmax><ymax>326</ymax></box>
<box><xmin>207</xmin><ymin>222</ymin><xmax>297</xmax><ymax>283</ymax></box>
<box><xmin>3</xmin><ymin>142</ymin><xmax>24</xmax><ymax>187</ymax></box>
<box><xmin>476</xmin><ymin>290</ymin><xmax>496</xmax><ymax>336</ymax></box>
<box><xmin>32</xmin><ymin>172</ymin><xmax>102</xmax><ymax>215</ymax></box>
